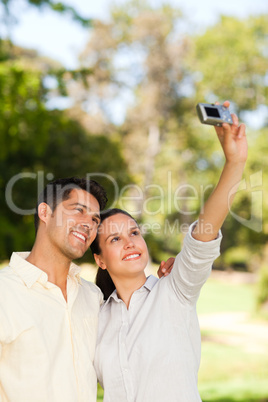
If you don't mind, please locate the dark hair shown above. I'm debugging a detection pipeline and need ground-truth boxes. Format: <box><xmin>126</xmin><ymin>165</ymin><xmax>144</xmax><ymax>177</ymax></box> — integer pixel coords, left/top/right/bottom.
<box><xmin>91</xmin><ymin>208</ymin><xmax>137</xmax><ymax>300</ymax></box>
<box><xmin>34</xmin><ymin>177</ymin><xmax>107</xmax><ymax>233</ymax></box>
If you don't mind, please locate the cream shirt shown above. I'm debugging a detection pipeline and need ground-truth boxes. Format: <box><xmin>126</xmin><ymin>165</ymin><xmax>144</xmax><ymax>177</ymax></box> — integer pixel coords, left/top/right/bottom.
<box><xmin>94</xmin><ymin>225</ymin><xmax>222</xmax><ymax>402</ymax></box>
<box><xmin>0</xmin><ymin>252</ymin><xmax>103</xmax><ymax>402</ymax></box>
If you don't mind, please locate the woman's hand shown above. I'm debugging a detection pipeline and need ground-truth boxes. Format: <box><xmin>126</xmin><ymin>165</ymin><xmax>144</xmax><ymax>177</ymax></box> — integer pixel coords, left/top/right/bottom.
<box><xmin>214</xmin><ymin>101</ymin><xmax>248</xmax><ymax>165</ymax></box>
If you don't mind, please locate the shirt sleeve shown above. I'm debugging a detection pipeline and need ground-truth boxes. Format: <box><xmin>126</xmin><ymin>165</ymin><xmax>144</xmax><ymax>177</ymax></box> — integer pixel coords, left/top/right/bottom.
<box><xmin>168</xmin><ymin>221</ymin><xmax>222</xmax><ymax>304</ymax></box>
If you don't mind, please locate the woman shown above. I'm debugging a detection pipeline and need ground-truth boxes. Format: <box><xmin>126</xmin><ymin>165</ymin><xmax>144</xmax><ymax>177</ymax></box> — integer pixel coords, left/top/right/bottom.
<box><xmin>91</xmin><ymin>103</ymin><xmax>247</xmax><ymax>402</ymax></box>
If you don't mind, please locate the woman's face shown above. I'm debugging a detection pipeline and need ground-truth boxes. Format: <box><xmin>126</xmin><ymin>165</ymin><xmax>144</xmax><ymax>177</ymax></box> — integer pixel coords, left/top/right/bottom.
<box><xmin>94</xmin><ymin>213</ymin><xmax>149</xmax><ymax>280</ymax></box>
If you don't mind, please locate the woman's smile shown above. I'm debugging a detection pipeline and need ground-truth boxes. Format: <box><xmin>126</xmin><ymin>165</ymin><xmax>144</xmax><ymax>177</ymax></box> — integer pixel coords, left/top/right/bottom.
<box><xmin>122</xmin><ymin>253</ymin><xmax>141</xmax><ymax>261</ymax></box>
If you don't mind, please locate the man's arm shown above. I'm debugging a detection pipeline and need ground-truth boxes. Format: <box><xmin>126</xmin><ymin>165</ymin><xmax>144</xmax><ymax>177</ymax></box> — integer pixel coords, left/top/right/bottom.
<box><xmin>157</xmin><ymin>258</ymin><xmax>175</xmax><ymax>278</ymax></box>
<box><xmin>192</xmin><ymin>101</ymin><xmax>248</xmax><ymax>242</ymax></box>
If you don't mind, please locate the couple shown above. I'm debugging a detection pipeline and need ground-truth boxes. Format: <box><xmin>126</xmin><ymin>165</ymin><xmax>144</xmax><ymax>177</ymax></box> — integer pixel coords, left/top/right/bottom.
<box><xmin>0</xmin><ymin>102</ymin><xmax>247</xmax><ymax>402</ymax></box>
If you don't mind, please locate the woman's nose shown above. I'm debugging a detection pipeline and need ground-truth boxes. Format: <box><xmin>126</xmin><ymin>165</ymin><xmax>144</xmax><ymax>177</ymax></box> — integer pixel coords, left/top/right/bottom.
<box><xmin>124</xmin><ymin>238</ymin><xmax>135</xmax><ymax>249</ymax></box>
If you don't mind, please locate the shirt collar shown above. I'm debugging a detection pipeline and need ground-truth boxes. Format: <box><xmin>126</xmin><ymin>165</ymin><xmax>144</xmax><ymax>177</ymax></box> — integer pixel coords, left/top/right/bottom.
<box><xmin>68</xmin><ymin>263</ymin><xmax>82</xmax><ymax>285</ymax></box>
<box><xmin>143</xmin><ymin>274</ymin><xmax>158</xmax><ymax>291</ymax></box>
<box><xmin>9</xmin><ymin>252</ymin><xmax>81</xmax><ymax>288</ymax></box>
<box><xmin>106</xmin><ymin>274</ymin><xmax>158</xmax><ymax>304</ymax></box>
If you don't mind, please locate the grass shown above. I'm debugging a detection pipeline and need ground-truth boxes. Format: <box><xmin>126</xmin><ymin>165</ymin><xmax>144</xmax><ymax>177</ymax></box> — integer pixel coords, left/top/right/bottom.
<box><xmin>97</xmin><ymin>384</ymin><xmax>104</xmax><ymax>401</ymax></box>
<box><xmin>197</xmin><ymin>277</ymin><xmax>255</xmax><ymax>314</ymax></box>
<box><xmin>199</xmin><ymin>339</ymin><xmax>268</xmax><ymax>401</ymax></box>
<box><xmin>197</xmin><ymin>275</ymin><xmax>268</xmax><ymax>402</ymax></box>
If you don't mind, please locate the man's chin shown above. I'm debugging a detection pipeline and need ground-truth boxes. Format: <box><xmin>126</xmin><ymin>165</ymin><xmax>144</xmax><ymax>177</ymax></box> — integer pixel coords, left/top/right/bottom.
<box><xmin>65</xmin><ymin>247</ymin><xmax>87</xmax><ymax>261</ymax></box>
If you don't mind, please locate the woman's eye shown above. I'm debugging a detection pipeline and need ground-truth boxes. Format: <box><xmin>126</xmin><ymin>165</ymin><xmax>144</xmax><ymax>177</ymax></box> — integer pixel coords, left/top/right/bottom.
<box><xmin>76</xmin><ymin>208</ymin><xmax>83</xmax><ymax>213</ymax></box>
<box><xmin>131</xmin><ymin>230</ymin><xmax>140</xmax><ymax>236</ymax></box>
<box><xmin>111</xmin><ymin>236</ymin><xmax>120</xmax><ymax>243</ymax></box>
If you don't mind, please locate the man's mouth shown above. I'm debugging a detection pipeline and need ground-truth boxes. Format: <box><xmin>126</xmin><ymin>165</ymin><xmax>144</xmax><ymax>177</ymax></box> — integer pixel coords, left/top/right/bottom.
<box><xmin>72</xmin><ymin>231</ymin><xmax>88</xmax><ymax>243</ymax></box>
<box><xmin>122</xmin><ymin>253</ymin><xmax>141</xmax><ymax>261</ymax></box>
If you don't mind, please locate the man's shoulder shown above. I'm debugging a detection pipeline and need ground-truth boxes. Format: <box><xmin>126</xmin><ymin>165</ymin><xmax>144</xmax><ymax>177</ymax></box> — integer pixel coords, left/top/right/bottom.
<box><xmin>80</xmin><ymin>277</ymin><xmax>104</xmax><ymax>301</ymax></box>
<box><xmin>80</xmin><ymin>277</ymin><xmax>99</xmax><ymax>291</ymax></box>
<box><xmin>0</xmin><ymin>265</ymin><xmax>19</xmax><ymax>304</ymax></box>
<box><xmin>0</xmin><ymin>264</ymin><xmax>14</xmax><ymax>284</ymax></box>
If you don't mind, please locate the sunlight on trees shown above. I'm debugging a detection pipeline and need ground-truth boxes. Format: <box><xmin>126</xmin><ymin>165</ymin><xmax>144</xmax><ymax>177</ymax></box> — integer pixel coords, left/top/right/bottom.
<box><xmin>1</xmin><ymin>1</ymin><xmax>268</xmax><ymax>309</ymax></box>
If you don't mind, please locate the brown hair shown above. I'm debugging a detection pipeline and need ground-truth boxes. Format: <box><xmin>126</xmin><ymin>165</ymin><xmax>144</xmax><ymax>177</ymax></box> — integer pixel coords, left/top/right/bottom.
<box><xmin>34</xmin><ymin>177</ymin><xmax>107</xmax><ymax>233</ymax></box>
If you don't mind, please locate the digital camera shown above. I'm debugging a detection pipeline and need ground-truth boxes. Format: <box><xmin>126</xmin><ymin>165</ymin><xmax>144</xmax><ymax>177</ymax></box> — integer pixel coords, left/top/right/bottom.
<box><xmin>196</xmin><ymin>103</ymin><xmax>233</xmax><ymax>126</ymax></box>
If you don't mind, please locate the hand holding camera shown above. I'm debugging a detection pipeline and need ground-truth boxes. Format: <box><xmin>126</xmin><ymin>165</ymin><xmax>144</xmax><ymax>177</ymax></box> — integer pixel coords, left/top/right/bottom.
<box><xmin>196</xmin><ymin>102</ymin><xmax>233</xmax><ymax>126</ymax></box>
<box><xmin>196</xmin><ymin>100</ymin><xmax>247</xmax><ymax>165</ymax></box>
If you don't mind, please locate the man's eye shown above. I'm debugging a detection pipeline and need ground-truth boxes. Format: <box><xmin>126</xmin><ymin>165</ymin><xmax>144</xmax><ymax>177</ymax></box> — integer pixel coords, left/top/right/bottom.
<box><xmin>93</xmin><ymin>217</ymin><xmax>100</xmax><ymax>225</ymax></box>
<box><xmin>76</xmin><ymin>208</ymin><xmax>83</xmax><ymax>213</ymax></box>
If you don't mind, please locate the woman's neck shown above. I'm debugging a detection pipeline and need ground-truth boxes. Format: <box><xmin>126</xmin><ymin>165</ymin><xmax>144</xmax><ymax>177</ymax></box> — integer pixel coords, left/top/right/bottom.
<box><xmin>112</xmin><ymin>272</ymin><xmax>147</xmax><ymax>309</ymax></box>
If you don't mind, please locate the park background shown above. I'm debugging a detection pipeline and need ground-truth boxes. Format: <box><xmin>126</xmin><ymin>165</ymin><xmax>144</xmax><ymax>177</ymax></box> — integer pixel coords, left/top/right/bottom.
<box><xmin>1</xmin><ymin>0</ymin><xmax>268</xmax><ymax>400</ymax></box>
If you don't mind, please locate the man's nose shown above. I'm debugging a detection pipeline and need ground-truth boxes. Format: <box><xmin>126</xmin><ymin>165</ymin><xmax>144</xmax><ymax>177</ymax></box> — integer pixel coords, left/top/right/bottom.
<box><xmin>81</xmin><ymin>215</ymin><xmax>94</xmax><ymax>227</ymax></box>
<box><xmin>79</xmin><ymin>219</ymin><xmax>92</xmax><ymax>231</ymax></box>
<box><xmin>81</xmin><ymin>223</ymin><xmax>90</xmax><ymax>230</ymax></box>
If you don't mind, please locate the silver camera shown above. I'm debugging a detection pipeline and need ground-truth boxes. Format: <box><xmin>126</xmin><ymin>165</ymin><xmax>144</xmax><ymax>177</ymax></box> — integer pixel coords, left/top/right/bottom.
<box><xmin>196</xmin><ymin>103</ymin><xmax>233</xmax><ymax>126</ymax></box>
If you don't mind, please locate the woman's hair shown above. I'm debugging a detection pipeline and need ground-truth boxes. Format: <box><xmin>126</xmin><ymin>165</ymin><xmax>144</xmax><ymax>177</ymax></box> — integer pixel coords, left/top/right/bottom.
<box><xmin>90</xmin><ymin>208</ymin><xmax>138</xmax><ymax>300</ymax></box>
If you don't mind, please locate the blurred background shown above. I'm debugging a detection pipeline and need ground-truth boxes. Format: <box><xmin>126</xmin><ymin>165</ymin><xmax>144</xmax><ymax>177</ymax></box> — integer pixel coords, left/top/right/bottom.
<box><xmin>1</xmin><ymin>0</ymin><xmax>268</xmax><ymax>400</ymax></box>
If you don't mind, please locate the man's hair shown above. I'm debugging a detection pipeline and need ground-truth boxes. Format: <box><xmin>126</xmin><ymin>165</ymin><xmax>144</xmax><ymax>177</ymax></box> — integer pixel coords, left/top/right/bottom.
<box><xmin>34</xmin><ymin>177</ymin><xmax>107</xmax><ymax>233</ymax></box>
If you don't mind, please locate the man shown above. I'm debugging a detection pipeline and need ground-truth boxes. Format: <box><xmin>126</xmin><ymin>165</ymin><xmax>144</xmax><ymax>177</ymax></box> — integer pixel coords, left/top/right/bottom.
<box><xmin>0</xmin><ymin>177</ymin><xmax>107</xmax><ymax>402</ymax></box>
<box><xmin>0</xmin><ymin>177</ymin><xmax>172</xmax><ymax>402</ymax></box>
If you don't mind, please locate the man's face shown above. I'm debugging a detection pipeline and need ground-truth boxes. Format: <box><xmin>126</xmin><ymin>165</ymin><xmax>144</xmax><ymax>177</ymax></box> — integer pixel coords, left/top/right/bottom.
<box><xmin>45</xmin><ymin>189</ymin><xmax>101</xmax><ymax>261</ymax></box>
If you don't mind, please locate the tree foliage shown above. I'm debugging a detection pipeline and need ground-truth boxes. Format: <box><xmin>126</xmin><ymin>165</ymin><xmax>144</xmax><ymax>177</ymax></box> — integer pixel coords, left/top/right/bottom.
<box><xmin>189</xmin><ymin>14</ymin><xmax>268</xmax><ymax>113</ymax></box>
<box><xmin>74</xmin><ymin>3</ymin><xmax>268</xmax><ymax>267</ymax></box>
<box><xmin>0</xmin><ymin>0</ymin><xmax>92</xmax><ymax>26</ymax></box>
<box><xmin>0</xmin><ymin>41</ymin><xmax>130</xmax><ymax>259</ymax></box>
<box><xmin>0</xmin><ymin>1</ymin><xmax>132</xmax><ymax>259</ymax></box>
<box><xmin>74</xmin><ymin>1</ymin><xmax>197</xmax><ymax>228</ymax></box>
<box><xmin>188</xmin><ymin>14</ymin><xmax>268</xmax><ymax>268</ymax></box>
<box><xmin>1</xmin><ymin>0</ymin><xmax>268</xmax><ymax>287</ymax></box>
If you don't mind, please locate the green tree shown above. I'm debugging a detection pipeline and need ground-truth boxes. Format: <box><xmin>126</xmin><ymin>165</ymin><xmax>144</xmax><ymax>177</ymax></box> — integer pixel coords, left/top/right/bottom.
<box><xmin>0</xmin><ymin>0</ymin><xmax>91</xmax><ymax>27</ymax></box>
<box><xmin>75</xmin><ymin>1</ymin><xmax>248</xmax><ymax>261</ymax></box>
<box><xmin>189</xmin><ymin>14</ymin><xmax>268</xmax><ymax>113</ymax></box>
<box><xmin>0</xmin><ymin>0</ymin><xmax>133</xmax><ymax>260</ymax></box>
<box><xmin>0</xmin><ymin>43</ymin><xmax>130</xmax><ymax>260</ymax></box>
<box><xmin>72</xmin><ymin>0</ymin><xmax>196</xmax><ymax>222</ymax></box>
<box><xmin>187</xmin><ymin>14</ymin><xmax>268</xmax><ymax>268</ymax></box>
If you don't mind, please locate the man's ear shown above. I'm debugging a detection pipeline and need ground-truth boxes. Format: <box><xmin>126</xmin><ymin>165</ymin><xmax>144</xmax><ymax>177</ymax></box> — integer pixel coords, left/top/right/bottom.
<box><xmin>94</xmin><ymin>254</ymin><xmax>107</xmax><ymax>270</ymax></box>
<box><xmin>38</xmin><ymin>203</ymin><xmax>52</xmax><ymax>224</ymax></box>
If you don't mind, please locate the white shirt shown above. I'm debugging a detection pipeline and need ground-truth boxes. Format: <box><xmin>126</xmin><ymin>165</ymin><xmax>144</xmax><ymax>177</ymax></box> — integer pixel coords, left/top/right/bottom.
<box><xmin>94</xmin><ymin>225</ymin><xmax>222</xmax><ymax>402</ymax></box>
<box><xmin>0</xmin><ymin>252</ymin><xmax>103</xmax><ymax>402</ymax></box>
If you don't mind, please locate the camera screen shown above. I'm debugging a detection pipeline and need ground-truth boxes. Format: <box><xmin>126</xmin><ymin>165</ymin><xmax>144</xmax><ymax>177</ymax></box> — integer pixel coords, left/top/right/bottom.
<box><xmin>204</xmin><ymin>107</ymin><xmax>220</xmax><ymax>118</ymax></box>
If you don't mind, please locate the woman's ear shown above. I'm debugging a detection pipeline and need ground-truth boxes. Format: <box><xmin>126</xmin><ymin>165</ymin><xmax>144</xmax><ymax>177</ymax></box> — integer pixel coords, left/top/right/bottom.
<box><xmin>94</xmin><ymin>254</ymin><xmax>107</xmax><ymax>270</ymax></box>
<box><xmin>38</xmin><ymin>202</ymin><xmax>51</xmax><ymax>224</ymax></box>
